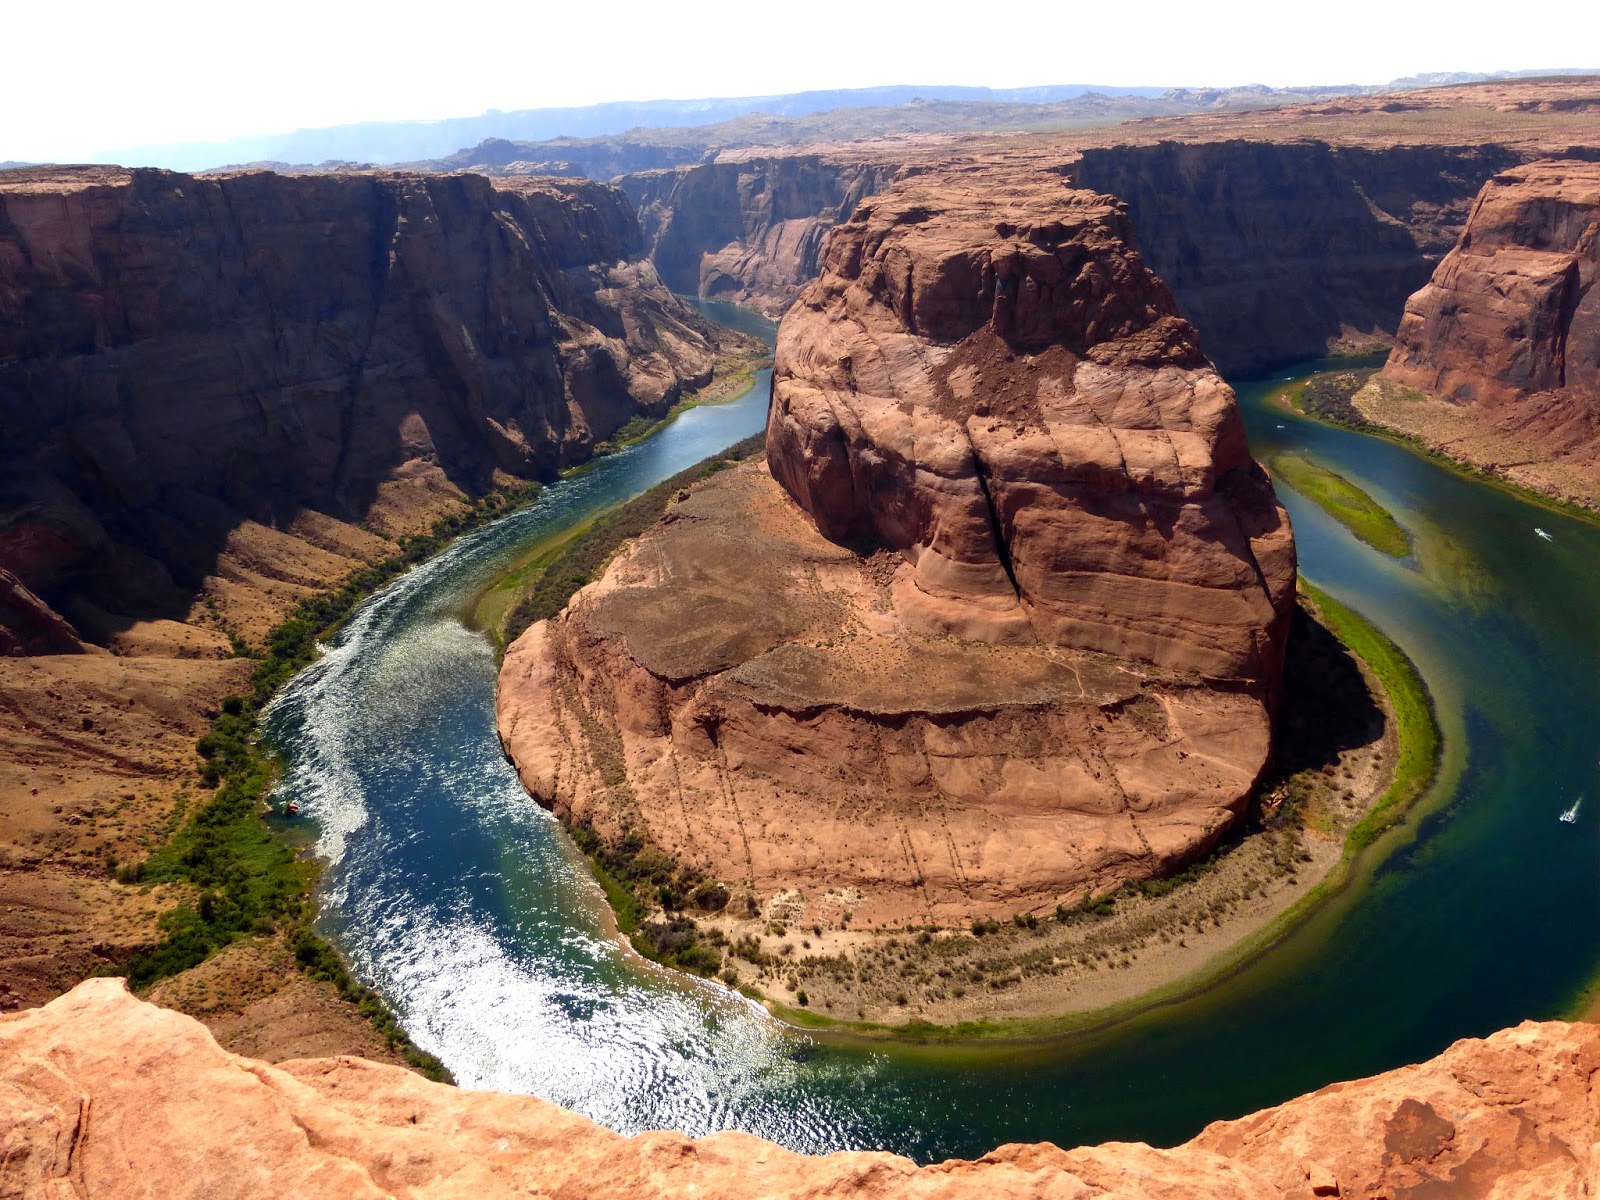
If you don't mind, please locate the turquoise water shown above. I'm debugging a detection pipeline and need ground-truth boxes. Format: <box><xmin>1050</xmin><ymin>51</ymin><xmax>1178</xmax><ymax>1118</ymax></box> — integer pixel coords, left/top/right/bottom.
<box><xmin>264</xmin><ymin>327</ymin><xmax>1600</xmax><ymax>1160</ymax></box>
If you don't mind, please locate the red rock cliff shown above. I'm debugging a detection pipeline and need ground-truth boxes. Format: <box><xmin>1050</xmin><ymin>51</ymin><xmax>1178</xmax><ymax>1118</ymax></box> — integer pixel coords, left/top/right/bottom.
<box><xmin>767</xmin><ymin>169</ymin><xmax>1296</xmax><ymax>684</ymax></box>
<box><xmin>1362</xmin><ymin>159</ymin><xmax>1600</xmax><ymax>508</ymax></box>
<box><xmin>0</xmin><ymin>166</ymin><xmax>727</xmax><ymax>648</ymax></box>
<box><xmin>6</xmin><ymin>978</ymin><xmax>1597</xmax><ymax>1199</ymax></box>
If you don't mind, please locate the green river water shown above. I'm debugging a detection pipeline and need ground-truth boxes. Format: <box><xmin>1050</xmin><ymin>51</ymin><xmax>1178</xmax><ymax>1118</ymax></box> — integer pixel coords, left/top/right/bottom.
<box><xmin>264</xmin><ymin>307</ymin><xmax>1600</xmax><ymax>1160</ymax></box>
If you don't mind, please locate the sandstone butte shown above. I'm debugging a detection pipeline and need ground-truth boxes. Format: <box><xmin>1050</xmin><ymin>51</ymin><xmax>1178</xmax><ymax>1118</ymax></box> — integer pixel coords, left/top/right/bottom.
<box><xmin>497</xmin><ymin>168</ymin><xmax>1296</xmax><ymax>931</ymax></box>
<box><xmin>4</xmin><ymin>978</ymin><xmax>1599</xmax><ymax>1199</ymax></box>
<box><xmin>1359</xmin><ymin>159</ymin><xmax>1600</xmax><ymax>510</ymax></box>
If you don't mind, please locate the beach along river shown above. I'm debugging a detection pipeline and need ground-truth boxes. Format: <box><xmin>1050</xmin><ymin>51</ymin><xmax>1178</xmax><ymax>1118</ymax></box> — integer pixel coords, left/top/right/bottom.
<box><xmin>264</xmin><ymin>316</ymin><xmax>1600</xmax><ymax>1160</ymax></box>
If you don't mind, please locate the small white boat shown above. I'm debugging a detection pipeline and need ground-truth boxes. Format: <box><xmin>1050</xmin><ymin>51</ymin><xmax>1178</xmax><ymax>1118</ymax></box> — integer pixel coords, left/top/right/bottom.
<box><xmin>1535</xmin><ymin>527</ymin><xmax>1554</xmax><ymax>542</ymax></box>
<box><xmin>1275</xmin><ymin>423</ymin><xmax>1286</xmax><ymax>429</ymax></box>
<box><xmin>1560</xmin><ymin>797</ymin><xmax>1581</xmax><ymax>824</ymax></box>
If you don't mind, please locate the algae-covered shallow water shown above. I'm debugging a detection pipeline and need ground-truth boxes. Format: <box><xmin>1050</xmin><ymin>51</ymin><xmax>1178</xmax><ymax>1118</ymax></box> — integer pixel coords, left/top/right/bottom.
<box><xmin>264</xmin><ymin>317</ymin><xmax>1600</xmax><ymax>1160</ymax></box>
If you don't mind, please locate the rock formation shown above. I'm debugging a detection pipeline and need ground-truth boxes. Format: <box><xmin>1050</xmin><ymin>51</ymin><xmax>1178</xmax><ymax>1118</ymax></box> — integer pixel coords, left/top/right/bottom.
<box><xmin>622</xmin><ymin>155</ymin><xmax>902</xmax><ymax>316</ymax></box>
<box><xmin>1360</xmin><ymin>159</ymin><xmax>1600</xmax><ymax>508</ymax></box>
<box><xmin>0</xmin><ymin>165</ymin><xmax>730</xmax><ymax>649</ymax></box>
<box><xmin>5</xmin><ymin>978</ymin><xmax>1598</xmax><ymax>1199</ymax></box>
<box><xmin>498</xmin><ymin>169</ymin><xmax>1294</xmax><ymax>930</ymax></box>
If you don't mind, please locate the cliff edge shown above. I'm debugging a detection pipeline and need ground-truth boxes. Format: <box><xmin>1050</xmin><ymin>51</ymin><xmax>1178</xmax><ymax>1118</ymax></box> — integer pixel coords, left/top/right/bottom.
<box><xmin>1357</xmin><ymin>159</ymin><xmax>1600</xmax><ymax>508</ymax></box>
<box><xmin>4</xmin><ymin>978</ymin><xmax>1595</xmax><ymax>1199</ymax></box>
<box><xmin>0</xmin><ymin>165</ymin><xmax>730</xmax><ymax>651</ymax></box>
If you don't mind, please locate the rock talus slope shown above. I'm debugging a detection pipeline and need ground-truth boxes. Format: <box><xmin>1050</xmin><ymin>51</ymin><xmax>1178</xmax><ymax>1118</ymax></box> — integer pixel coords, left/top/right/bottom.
<box><xmin>498</xmin><ymin>169</ymin><xmax>1294</xmax><ymax>929</ymax></box>
<box><xmin>5</xmin><ymin>979</ymin><xmax>1598</xmax><ymax>1199</ymax></box>
<box><xmin>1362</xmin><ymin>159</ymin><xmax>1600</xmax><ymax>507</ymax></box>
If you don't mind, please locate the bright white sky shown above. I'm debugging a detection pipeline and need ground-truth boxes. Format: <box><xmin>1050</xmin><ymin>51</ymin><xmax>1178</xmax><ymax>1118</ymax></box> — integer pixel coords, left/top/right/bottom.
<box><xmin>5</xmin><ymin>0</ymin><xmax>1594</xmax><ymax>161</ymax></box>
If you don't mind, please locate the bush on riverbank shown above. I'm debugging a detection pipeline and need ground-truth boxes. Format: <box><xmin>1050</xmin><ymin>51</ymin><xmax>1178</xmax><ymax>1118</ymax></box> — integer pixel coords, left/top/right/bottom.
<box><xmin>1288</xmin><ymin>369</ymin><xmax>1376</xmax><ymax>426</ymax></box>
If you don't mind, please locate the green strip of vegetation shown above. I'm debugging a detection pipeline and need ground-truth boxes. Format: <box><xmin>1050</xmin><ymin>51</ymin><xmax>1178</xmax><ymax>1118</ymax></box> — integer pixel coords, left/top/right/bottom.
<box><xmin>114</xmin><ymin>482</ymin><xmax>547</xmax><ymax>1082</ymax></box>
<box><xmin>501</xmin><ymin>432</ymin><xmax>765</xmax><ymax>645</ymax></box>
<box><xmin>1300</xmin><ymin>582</ymin><xmax>1439</xmax><ymax>856</ymax></box>
<box><xmin>566</xmin><ymin>818</ymin><xmax>731</xmax><ymax>978</ymax></box>
<box><xmin>1270</xmin><ymin>453</ymin><xmax>1412</xmax><ymax>557</ymax></box>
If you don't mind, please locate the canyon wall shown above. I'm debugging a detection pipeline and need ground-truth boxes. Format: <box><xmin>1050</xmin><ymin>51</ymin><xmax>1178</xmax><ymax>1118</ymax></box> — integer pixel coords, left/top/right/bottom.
<box><xmin>620</xmin><ymin>135</ymin><xmax>1595</xmax><ymax>375</ymax></box>
<box><xmin>6</xmin><ymin>977</ymin><xmax>1597</xmax><ymax>1199</ymax></box>
<box><xmin>1359</xmin><ymin>158</ymin><xmax>1600</xmax><ymax>507</ymax></box>
<box><xmin>1069</xmin><ymin>141</ymin><xmax>1531</xmax><ymax>373</ymax></box>
<box><xmin>0</xmin><ymin>166</ymin><xmax>728</xmax><ymax>649</ymax></box>
<box><xmin>498</xmin><ymin>168</ymin><xmax>1293</xmax><ymax>933</ymax></box>
<box><xmin>620</xmin><ymin>155</ymin><xmax>902</xmax><ymax>316</ymax></box>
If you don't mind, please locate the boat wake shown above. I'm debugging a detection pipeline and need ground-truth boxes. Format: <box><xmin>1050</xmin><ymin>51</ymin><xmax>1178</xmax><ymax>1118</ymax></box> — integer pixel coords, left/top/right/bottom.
<box><xmin>1560</xmin><ymin>796</ymin><xmax>1582</xmax><ymax>824</ymax></box>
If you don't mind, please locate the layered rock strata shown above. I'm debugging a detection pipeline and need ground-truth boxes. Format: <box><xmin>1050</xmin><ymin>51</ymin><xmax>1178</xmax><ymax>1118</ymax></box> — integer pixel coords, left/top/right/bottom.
<box><xmin>621</xmin><ymin>155</ymin><xmax>902</xmax><ymax>315</ymax></box>
<box><xmin>1361</xmin><ymin>159</ymin><xmax>1600</xmax><ymax>507</ymax></box>
<box><xmin>1073</xmin><ymin>141</ymin><xmax>1532</xmax><ymax>373</ymax></box>
<box><xmin>0</xmin><ymin>165</ymin><xmax>729</xmax><ymax>649</ymax></box>
<box><xmin>6</xmin><ymin>978</ymin><xmax>1598</xmax><ymax>1199</ymax></box>
<box><xmin>498</xmin><ymin>170</ymin><xmax>1294</xmax><ymax>929</ymax></box>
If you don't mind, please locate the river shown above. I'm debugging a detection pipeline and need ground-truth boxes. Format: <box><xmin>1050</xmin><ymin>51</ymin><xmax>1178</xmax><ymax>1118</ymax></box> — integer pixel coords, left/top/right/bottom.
<box><xmin>264</xmin><ymin>309</ymin><xmax>1600</xmax><ymax>1161</ymax></box>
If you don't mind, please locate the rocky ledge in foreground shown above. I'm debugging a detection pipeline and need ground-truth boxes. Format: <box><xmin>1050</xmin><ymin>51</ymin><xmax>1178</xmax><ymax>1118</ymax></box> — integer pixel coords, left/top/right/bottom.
<box><xmin>6</xmin><ymin>978</ymin><xmax>1597</xmax><ymax>1198</ymax></box>
<box><xmin>497</xmin><ymin>168</ymin><xmax>1294</xmax><ymax>932</ymax></box>
<box><xmin>1357</xmin><ymin>159</ymin><xmax>1600</xmax><ymax>509</ymax></box>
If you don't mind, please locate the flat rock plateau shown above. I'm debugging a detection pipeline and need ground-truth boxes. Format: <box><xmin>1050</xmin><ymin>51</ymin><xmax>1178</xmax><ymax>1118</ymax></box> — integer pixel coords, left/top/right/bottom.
<box><xmin>1357</xmin><ymin>159</ymin><xmax>1600</xmax><ymax>509</ymax></box>
<box><xmin>497</xmin><ymin>166</ymin><xmax>1296</xmax><ymax>951</ymax></box>
<box><xmin>5</xmin><ymin>978</ymin><xmax>1598</xmax><ymax>1199</ymax></box>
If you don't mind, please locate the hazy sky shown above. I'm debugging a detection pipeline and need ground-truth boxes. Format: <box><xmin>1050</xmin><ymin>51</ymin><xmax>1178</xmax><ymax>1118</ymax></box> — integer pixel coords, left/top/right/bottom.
<box><xmin>6</xmin><ymin>0</ymin><xmax>1594</xmax><ymax>161</ymax></box>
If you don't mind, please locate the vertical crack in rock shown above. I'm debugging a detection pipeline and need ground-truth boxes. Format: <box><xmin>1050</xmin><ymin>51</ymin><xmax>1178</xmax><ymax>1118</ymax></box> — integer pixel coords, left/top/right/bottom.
<box><xmin>967</xmin><ymin>436</ymin><xmax>1021</xmax><ymax>600</ymax></box>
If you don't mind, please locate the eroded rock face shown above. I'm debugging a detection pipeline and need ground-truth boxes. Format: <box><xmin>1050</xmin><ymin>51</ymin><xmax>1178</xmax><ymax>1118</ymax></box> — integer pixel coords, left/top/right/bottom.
<box><xmin>1074</xmin><ymin>141</ymin><xmax>1530</xmax><ymax>373</ymax></box>
<box><xmin>768</xmin><ymin>171</ymin><xmax>1295</xmax><ymax>682</ymax></box>
<box><xmin>5</xmin><ymin>979</ymin><xmax>1597</xmax><ymax>1200</ymax></box>
<box><xmin>1365</xmin><ymin>159</ymin><xmax>1600</xmax><ymax>507</ymax></box>
<box><xmin>0</xmin><ymin>166</ymin><xmax>724</xmax><ymax>646</ymax></box>
<box><xmin>1385</xmin><ymin>159</ymin><xmax>1599</xmax><ymax>405</ymax></box>
<box><xmin>622</xmin><ymin>155</ymin><xmax>902</xmax><ymax>316</ymax></box>
<box><xmin>498</xmin><ymin>170</ymin><xmax>1293</xmax><ymax>928</ymax></box>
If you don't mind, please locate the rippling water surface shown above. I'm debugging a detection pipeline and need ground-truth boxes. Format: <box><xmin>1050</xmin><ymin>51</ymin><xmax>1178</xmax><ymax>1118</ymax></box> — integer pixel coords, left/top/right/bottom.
<box><xmin>265</xmin><ymin>318</ymin><xmax>1600</xmax><ymax>1160</ymax></box>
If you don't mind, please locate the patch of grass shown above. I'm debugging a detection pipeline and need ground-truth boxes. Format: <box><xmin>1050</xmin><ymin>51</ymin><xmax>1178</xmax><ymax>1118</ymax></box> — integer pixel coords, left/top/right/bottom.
<box><xmin>1270</xmin><ymin>453</ymin><xmax>1411</xmax><ymax>557</ymax></box>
